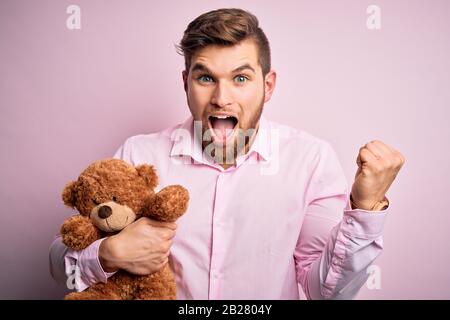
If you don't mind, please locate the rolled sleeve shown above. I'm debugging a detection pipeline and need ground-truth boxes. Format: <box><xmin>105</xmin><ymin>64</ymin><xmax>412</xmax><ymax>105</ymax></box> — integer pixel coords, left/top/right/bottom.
<box><xmin>295</xmin><ymin>141</ymin><xmax>389</xmax><ymax>300</ymax></box>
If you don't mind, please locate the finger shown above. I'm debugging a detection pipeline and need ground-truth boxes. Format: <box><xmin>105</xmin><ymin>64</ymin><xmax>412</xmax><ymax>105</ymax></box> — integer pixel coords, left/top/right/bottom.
<box><xmin>375</xmin><ymin>141</ymin><xmax>405</xmax><ymax>165</ymax></box>
<box><xmin>374</xmin><ymin>140</ymin><xmax>395</xmax><ymax>153</ymax></box>
<box><xmin>369</xmin><ymin>141</ymin><xmax>405</xmax><ymax>171</ymax></box>
<box><xmin>365</xmin><ymin>142</ymin><xmax>385</xmax><ymax>160</ymax></box>
<box><xmin>372</xmin><ymin>140</ymin><xmax>399</xmax><ymax>159</ymax></box>
<box><xmin>165</xmin><ymin>238</ymin><xmax>174</xmax><ymax>249</ymax></box>
<box><xmin>374</xmin><ymin>142</ymin><xmax>400</xmax><ymax>167</ymax></box>
<box><xmin>157</xmin><ymin>241</ymin><xmax>171</xmax><ymax>254</ymax></box>
<box><xmin>356</xmin><ymin>149</ymin><xmax>362</xmax><ymax>167</ymax></box>
<box><xmin>157</xmin><ymin>255</ymin><xmax>169</xmax><ymax>264</ymax></box>
<box><xmin>157</xmin><ymin>254</ymin><xmax>169</xmax><ymax>264</ymax></box>
<box><xmin>359</xmin><ymin>147</ymin><xmax>379</xmax><ymax>164</ymax></box>
<box><xmin>166</xmin><ymin>231</ymin><xmax>176</xmax><ymax>240</ymax></box>
<box><xmin>158</xmin><ymin>260</ymin><xmax>168</xmax><ymax>269</ymax></box>
<box><xmin>159</xmin><ymin>228</ymin><xmax>176</xmax><ymax>240</ymax></box>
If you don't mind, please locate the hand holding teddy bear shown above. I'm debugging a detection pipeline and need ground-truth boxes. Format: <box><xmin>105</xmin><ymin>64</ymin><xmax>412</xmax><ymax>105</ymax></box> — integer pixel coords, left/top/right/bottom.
<box><xmin>60</xmin><ymin>159</ymin><xmax>189</xmax><ymax>300</ymax></box>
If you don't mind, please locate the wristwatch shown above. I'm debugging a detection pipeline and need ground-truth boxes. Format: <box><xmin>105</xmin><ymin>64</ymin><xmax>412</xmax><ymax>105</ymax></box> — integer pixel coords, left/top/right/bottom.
<box><xmin>350</xmin><ymin>194</ymin><xmax>389</xmax><ymax>211</ymax></box>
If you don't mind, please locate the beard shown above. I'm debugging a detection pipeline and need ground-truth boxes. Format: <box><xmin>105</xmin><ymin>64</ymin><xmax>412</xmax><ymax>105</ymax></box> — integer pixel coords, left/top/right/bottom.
<box><xmin>199</xmin><ymin>95</ymin><xmax>265</xmax><ymax>166</ymax></box>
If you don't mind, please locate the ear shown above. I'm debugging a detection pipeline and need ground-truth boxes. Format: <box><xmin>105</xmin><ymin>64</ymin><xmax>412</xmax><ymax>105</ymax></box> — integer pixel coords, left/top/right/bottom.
<box><xmin>62</xmin><ymin>181</ymin><xmax>77</xmax><ymax>208</ymax></box>
<box><xmin>263</xmin><ymin>69</ymin><xmax>277</xmax><ymax>103</ymax></box>
<box><xmin>136</xmin><ymin>164</ymin><xmax>159</xmax><ymax>190</ymax></box>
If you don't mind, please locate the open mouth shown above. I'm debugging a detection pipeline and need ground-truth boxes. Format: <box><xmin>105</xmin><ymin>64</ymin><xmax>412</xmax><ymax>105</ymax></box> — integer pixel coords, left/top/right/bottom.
<box><xmin>208</xmin><ymin>114</ymin><xmax>239</xmax><ymax>143</ymax></box>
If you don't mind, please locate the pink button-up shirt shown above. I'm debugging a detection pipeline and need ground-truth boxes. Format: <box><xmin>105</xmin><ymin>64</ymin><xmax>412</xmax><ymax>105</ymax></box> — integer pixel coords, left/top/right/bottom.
<box><xmin>49</xmin><ymin>115</ymin><xmax>388</xmax><ymax>299</ymax></box>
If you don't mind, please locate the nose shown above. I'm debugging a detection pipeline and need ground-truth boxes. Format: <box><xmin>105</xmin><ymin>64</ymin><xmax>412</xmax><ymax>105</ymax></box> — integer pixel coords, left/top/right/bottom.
<box><xmin>98</xmin><ymin>205</ymin><xmax>112</xmax><ymax>219</ymax></box>
<box><xmin>211</xmin><ymin>82</ymin><xmax>233</xmax><ymax>108</ymax></box>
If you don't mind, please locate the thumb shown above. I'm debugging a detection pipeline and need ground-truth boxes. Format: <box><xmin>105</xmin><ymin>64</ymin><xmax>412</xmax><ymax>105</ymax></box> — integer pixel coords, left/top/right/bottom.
<box><xmin>355</xmin><ymin>153</ymin><xmax>362</xmax><ymax>179</ymax></box>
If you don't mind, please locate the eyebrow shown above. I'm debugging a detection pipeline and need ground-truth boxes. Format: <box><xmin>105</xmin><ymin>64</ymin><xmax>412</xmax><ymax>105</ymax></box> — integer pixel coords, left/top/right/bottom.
<box><xmin>191</xmin><ymin>63</ymin><xmax>256</xmax><ymax>75</ymax></box>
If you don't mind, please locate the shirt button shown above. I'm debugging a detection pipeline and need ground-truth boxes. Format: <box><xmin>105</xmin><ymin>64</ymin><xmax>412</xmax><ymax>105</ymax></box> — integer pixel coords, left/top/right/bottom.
<box><xmin>346</xmin><ymin>217</ymin><xmax>354</xmax><ymax>225</ymax></box>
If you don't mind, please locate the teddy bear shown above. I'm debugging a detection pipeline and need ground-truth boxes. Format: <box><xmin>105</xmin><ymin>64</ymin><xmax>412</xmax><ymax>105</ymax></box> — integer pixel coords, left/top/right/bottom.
<box><xmin>60</xmin><ymin>158</ymin><xmax>189</xmax><ymax>300</ymax></box>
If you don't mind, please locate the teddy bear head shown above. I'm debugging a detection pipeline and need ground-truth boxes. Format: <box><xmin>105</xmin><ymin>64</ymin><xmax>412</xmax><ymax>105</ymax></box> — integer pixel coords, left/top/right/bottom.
<box><xmin>62</xmin><ymin>159</ymin><xmax>158</xmax><ymax>233</ymax></box>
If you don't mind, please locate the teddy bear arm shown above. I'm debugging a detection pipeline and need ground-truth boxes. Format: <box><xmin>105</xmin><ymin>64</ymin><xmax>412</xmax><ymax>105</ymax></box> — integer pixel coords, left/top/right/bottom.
<box><xmin>145</xmin><ymin>185</ymin><xmax>189</xmax><ymax>222</ymax></box>
<box><xmin>60</xmin><ymin>215</ymin><xmax>102</xmax><ymax>250</ymax></box>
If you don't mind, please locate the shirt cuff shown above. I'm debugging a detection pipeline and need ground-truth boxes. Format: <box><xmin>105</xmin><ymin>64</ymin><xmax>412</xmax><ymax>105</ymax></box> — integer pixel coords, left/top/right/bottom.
<box><xmin>346</xmin><ymin>194</ymin><xmax>390</xmax><ymax>212</ymax></box>
<box><xmin>65</xmin><ymin>237</ymin><xmax>117</xmax><ymax>292</ymax></box>
<box><xmin>343</xmin><ymin>196</ymin><xmax>389</xmax><ymax>239</ymax></box>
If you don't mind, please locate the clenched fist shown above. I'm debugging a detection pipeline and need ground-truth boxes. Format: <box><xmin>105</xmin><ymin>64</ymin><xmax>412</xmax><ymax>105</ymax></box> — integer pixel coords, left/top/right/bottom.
<box><xmin>350</xmin><ymin>140</ymin><xmax>405</xmax><ymax>211</ymax></box>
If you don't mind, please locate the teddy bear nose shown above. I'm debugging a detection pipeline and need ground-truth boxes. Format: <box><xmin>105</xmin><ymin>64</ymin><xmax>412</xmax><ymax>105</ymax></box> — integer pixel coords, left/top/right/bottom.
<box><xmin>98</xmin><ymin>205</ymin><xmax>112</xmax><ymax>219</ymax></box>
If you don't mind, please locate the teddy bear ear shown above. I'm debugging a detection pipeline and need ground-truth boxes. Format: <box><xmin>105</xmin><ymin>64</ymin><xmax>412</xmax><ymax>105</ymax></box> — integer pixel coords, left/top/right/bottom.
<box><xmin>136</xmin><ymin>164</ymin><xmax>159</xmax><ymax>190</ymax></box>
<box><xmin>62</xmin><ymin>181</ymin><xmax>78</xmax><ymax>208</ymax></box>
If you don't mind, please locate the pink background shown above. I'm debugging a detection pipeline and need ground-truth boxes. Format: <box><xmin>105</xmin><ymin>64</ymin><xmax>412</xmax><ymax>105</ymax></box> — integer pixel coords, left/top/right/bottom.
<box><xmin>1</xmin><ymin>0</ymin><xmax>449</xmax><ymax>299</ymax></box>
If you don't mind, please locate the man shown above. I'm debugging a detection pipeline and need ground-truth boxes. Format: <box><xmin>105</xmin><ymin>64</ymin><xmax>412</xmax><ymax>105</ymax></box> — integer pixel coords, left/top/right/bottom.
<box><xmin>50</xmin><ymin>8</ymin><xmax>405</xmax><ymax>299</ymax></box>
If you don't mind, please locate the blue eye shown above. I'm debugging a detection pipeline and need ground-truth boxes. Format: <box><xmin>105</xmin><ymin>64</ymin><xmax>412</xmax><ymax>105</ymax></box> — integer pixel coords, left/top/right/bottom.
<box><xmin>234</xmin><ymin>75</ymin><xmax>249</xmax><ymax>83</ymax></box>
<box><xmin>198</xmin><ymin>75</ymin><xmax>214</xmax><ymax>83</ymax></box>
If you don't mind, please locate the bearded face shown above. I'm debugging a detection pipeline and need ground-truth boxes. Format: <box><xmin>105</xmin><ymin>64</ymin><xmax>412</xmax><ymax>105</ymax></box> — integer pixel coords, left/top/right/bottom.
<box><xmin>182</xmin><ymin>38</ymin><xmax>276</xmax><ymax>168</ymax></box>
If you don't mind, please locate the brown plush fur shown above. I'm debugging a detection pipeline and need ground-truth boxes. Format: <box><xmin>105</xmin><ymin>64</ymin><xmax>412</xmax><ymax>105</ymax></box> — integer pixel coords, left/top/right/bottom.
<box><xmin>60</xmin><ymin>159</ymin><xmax>189</xmax><ymax>300</ymax></box>
<box><xmin>60</xmin><ymin>215</ymin><xmax>102</xmax><ymax>250</ymax></box>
